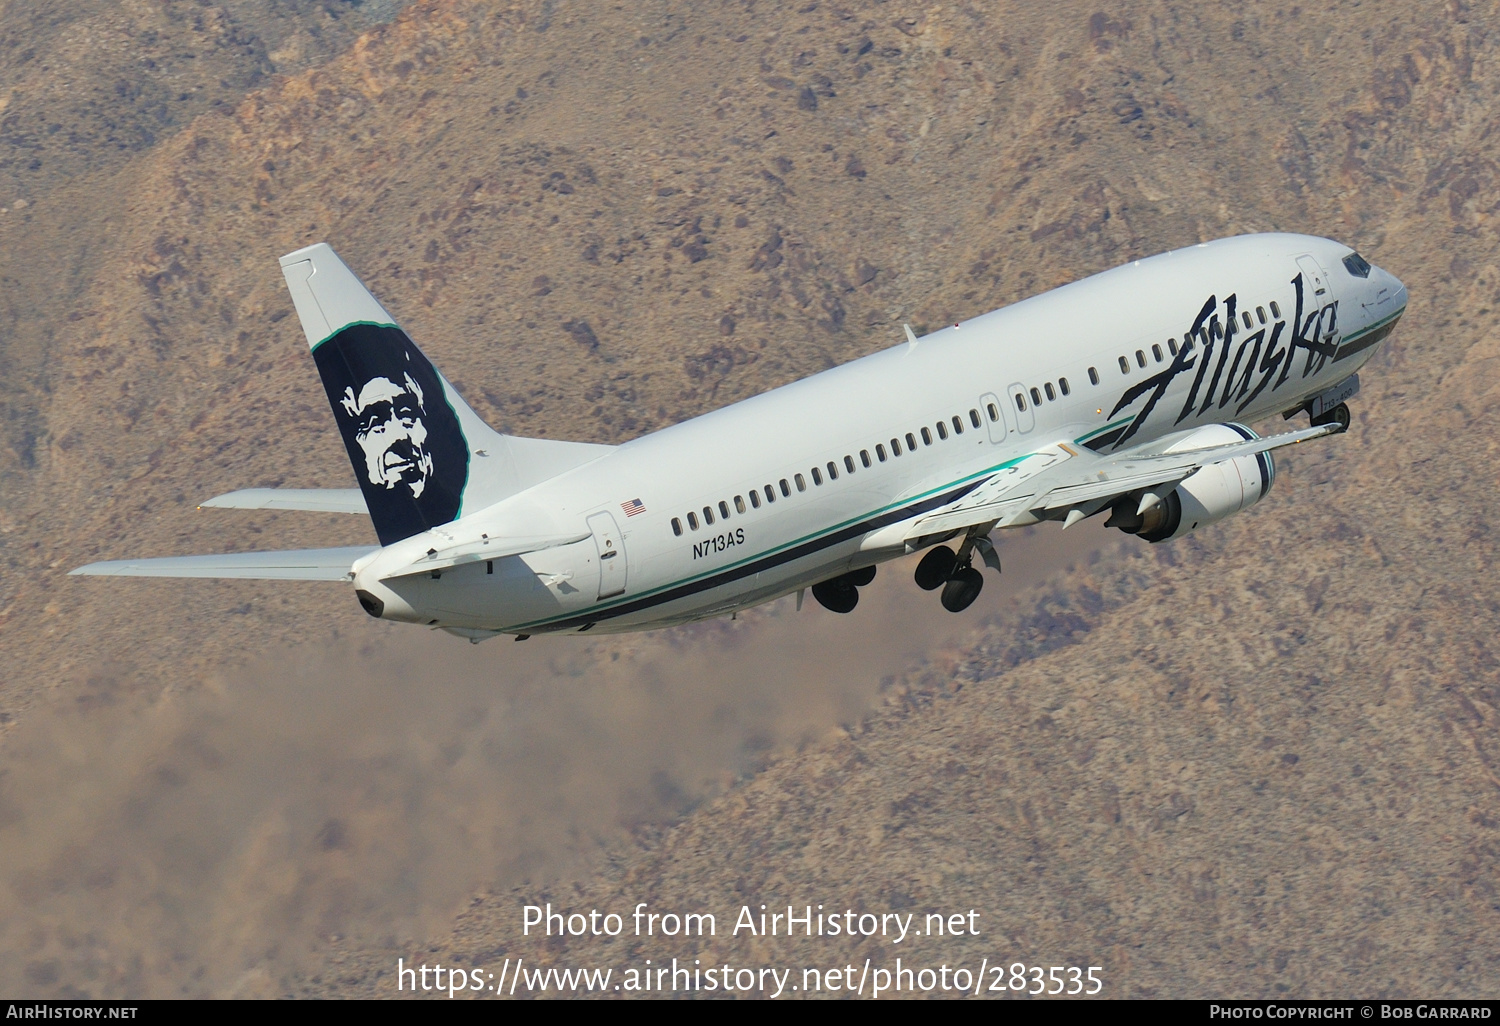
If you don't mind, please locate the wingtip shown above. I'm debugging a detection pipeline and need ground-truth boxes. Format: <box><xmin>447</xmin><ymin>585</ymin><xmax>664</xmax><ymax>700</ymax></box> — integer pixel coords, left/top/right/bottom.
<box><xmin>278</xmin><ymin>241</ymin><xmax>332</xmax><ymax>267</ymax></box>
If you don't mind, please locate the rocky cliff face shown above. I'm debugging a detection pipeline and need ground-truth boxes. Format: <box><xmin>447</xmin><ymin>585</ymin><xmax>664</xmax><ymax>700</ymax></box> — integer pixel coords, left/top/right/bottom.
<box><xmin>0</xmin><ymin>0</ymin><xmax>1496</xmax><ymax>998</ymax></box>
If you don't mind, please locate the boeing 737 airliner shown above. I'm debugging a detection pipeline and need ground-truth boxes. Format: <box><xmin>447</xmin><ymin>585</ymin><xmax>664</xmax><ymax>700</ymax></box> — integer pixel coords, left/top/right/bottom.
<box><xmin>72</xmin><ymin>233</ymin><xmax>1406</xmax><ymax>641</ymax></box>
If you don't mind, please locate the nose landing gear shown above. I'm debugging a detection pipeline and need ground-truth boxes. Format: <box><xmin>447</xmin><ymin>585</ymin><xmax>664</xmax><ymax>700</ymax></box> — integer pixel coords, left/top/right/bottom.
<box><xmin>1310</xmin><ymin>401</ymin><xmax>1351</xmax><ymax>432</ymax></box>
<box><xmin>914</xmin><ymin>526</ymin><xmax>1001</xmax><ymax>613</ymax></box>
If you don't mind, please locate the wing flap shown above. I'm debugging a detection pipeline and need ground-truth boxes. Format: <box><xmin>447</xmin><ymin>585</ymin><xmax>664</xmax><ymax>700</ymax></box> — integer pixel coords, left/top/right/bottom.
<box><xmin>70</xmin><ymin>546</ymin><xmax>376</xmax><ymax>581</ymax></box>
<box><xmin>200</xmin><ymin>488</ymin><xmax>369</xmax><ymax>514</ymax></box>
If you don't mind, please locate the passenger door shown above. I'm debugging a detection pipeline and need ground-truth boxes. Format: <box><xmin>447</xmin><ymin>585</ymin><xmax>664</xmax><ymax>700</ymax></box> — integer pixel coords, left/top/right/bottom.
<box><xmin>1296</xmin><ymin>255</ymin><xmax>1334</xmax><ymax>305</ymax></box>
<box><xmin>586</xmin><ymin>511</ymin><xmax>627</xmax><ymax>600</ymax></box>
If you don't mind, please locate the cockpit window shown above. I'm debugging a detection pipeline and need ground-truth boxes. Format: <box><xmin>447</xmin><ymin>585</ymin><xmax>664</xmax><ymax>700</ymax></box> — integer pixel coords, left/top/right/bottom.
<box><xmin>1343</xmin><ymin>252</ymin><xmax>1372</xmax><ymax>278</ymax></box>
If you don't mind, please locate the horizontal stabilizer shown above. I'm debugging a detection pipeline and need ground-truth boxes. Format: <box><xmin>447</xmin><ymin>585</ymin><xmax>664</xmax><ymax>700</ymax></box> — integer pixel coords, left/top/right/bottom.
<box><xmin>200</xmin><ymin>488</ymin><xmax>368</xmax><ymax>514</ymax></box>
<box><xmin>69</xmin><ymin>546</ymin><xmax>376</xmax><ymax>581</ymax></box>
<box><xmin>380</xmin><ymin>531</ymin><xmax>590</xmax><ymax>579</ymax></box>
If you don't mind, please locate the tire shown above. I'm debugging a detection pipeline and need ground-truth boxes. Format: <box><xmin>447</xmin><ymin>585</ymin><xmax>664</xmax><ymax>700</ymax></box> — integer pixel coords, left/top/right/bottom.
<box><xmin>1311</xmin><ymin>402</ymin><xmax>1351</xmax><ymax>432</ymax></box>
<box><xmin>812</xmin><ymin>579</ymin><xmax>860</xmax><ymax>614</ymax></box>
<box><xmin>846</xmin><ymin>565</ymin><xmax>877</xmax><ymax>587</ymax></box>
<box><xmin>914</xmin><ymin>546</ymin><xmax>957</xmax><ymax>591</ymax></box>
<box><xmin>940</xmin><ymin>566</ymin><xmax>984</xmax><ymax>612</ymax></box>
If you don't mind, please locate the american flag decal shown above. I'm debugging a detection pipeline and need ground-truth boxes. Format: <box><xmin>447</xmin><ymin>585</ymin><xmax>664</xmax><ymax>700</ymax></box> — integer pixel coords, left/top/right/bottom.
<box><xmin>621</xmin><ymin>498</ymin><xmax>646</xmax><ymax>517</ymax></box>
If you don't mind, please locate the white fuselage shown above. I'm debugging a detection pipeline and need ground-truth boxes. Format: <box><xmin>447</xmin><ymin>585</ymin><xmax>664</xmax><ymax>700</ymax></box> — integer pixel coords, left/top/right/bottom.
<box><xmin>356</xmin><ymin>233</ymin><xmax>1406</xmax><ymax>635</ymax></box>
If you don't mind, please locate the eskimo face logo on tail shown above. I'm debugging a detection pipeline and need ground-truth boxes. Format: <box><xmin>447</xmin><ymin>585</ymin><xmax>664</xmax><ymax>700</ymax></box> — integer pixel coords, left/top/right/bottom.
<box><xmin>340</xmin><ymin>372</ymin><xmax>434</xmax><ymax>498</ymax></box>
<box><xmin>313</xmin><ymin>323</ymin><xmax>469</xmax><ymax>545</ymax></box>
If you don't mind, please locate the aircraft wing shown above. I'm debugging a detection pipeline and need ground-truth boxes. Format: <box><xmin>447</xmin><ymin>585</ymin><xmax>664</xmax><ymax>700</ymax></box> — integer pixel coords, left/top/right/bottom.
<box><xmin>199</xmin><ymin>488</ymin><xmax>368</xmax><ymax>514</ymax></box>
<box><xmin>69</xmin><ymin>546</ymin><xmax>376</xmax><ymax>581</ymax></box>
<box><xmin>908</xmin><ymin>423</ymin><xmax>1338</xmax><ymax>539</ymax></box>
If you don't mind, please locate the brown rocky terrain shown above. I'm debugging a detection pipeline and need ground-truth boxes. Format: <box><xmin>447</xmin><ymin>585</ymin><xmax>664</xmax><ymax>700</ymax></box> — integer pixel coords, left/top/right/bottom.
<box><xmin>0</xmin><ymin>0</ymin><xmax>1497</xmax><ymax>999</ymax></box>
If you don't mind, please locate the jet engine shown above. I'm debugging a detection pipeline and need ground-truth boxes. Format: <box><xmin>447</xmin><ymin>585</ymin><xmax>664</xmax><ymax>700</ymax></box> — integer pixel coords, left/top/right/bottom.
<box><xmin>1104</xmin><ymin>424</ymin><xmax>1275</xmax><ymax>543</ymax></box>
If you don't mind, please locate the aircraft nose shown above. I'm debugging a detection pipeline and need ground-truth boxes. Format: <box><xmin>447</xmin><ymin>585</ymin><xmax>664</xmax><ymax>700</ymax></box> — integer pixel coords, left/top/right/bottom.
<box><xmin>1368</xmin><ymin>263</ymin><xmax>1407</xmax><ymax>311</ymax></box>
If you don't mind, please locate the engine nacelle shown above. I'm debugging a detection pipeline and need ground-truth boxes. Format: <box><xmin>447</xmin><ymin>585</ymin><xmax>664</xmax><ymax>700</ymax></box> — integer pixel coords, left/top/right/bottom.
<box><xmin>1108</xmin><ymin>424</ymin><xmax>1275</xmax><ymax>543</ymax></box>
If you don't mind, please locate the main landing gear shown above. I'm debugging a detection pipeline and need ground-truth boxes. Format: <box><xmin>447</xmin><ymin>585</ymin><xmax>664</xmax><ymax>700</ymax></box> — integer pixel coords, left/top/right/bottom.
<box><xmin>915</xmin><ymin>527</ymin><xmax>1001</xmax><ymax>613</ymax></box>
<box><xmin>811</xmin><ymin>564</ymin><xmax>877</xmax><ymax>613</ymax></box>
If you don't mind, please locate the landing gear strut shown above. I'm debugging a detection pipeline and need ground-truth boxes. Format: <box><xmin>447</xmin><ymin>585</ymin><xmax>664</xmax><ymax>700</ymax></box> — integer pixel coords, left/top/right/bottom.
<box><xmin>1310</xmin><ymin>401</ymin><xmax>1351</xmax><ymax>432</ymax></box>
<box><xmin>914</xmin><ymin>526</ymin><xmax>1001</xmax><ymax>613</ymax></box>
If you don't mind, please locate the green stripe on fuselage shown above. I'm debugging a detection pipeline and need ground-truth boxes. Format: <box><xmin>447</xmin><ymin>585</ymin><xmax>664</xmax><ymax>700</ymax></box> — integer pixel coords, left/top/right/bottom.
<box><xmin>504</xmin><ymin>448</ymin><xmax>1045</xmax><ymax>632</ymax></box>
<box><xmin>1339</xmin><ymin>305</ymin><xmax>1405</xmax><ymax>346</ymax></box>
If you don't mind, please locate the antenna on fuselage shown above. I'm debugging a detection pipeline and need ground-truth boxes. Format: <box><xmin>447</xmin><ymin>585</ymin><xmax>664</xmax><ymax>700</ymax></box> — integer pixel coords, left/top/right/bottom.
<box><xmin>903</xmin><ymin>323</ymin><xmax>918</xmax><ymax>347</ymax></box>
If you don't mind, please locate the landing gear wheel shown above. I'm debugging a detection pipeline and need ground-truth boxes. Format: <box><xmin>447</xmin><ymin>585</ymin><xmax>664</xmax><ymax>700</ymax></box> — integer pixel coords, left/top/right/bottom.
<box><xmin>847</xmin><ymin>565</ymin><xmax>877</xmax><ymax>587</ymax></box>
<box><xmin>914</xmin><ymin>546</ymin><xmax>957</xmax><ymax>591</ymax></box>
<box><xmin>940</xmin><ymin>566</ymin><xmax>984</xmax><ymax>612</ymax></box>
<box><xmin>1311</xmin><ymin>402</ymin><xmax>1351</xmax><ymax>432</ymax></box>
<box><xmin>812</xmin><ymin>578</ymin><xmax>860</xmax><ymax>614</ymax></box>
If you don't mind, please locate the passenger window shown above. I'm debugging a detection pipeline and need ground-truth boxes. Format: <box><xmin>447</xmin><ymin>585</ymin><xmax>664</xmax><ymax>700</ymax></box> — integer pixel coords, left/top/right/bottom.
<box><xmin>828</xmin><ymin>461</ymin><xmax>839</xmax><ymax>480</ymax></box>
<box><xmin>936</xmin><ymin>421</ymin><xmax>948</xmax><ymax>441</ymax></box>
<box><xmin>811</xmin><ymin>466</ymin><xmax>823</xmax><ymax>485</ymax></box>
<box><xmin>719</xmin><ymin>500</ymin><xmax>730</xmax><ymax>519</ymax></box>
<box><xmin>687</xmin><ymin>511</ymin><xmax>699</xmax><ymax>530</ymax></box>
<box><xmin>1088</xmin><ymin>367</ymin><xmax>1099</xmax><ymax>385</ymax></box>
<box><xmin>703</xmin><ymin>506</ymin><xmax>715</xmax><ymax>525</ymax></box>
<box><xmin>952</xmin><ymin>415</ymin><xmax>964</xmax><ymax>434</ymax></box>
<box><xmin>986</xmin><ymin>402</ymin><xmax>999</xmax><ymax>421</ymax></box>
<box><xmin>780</xmin><ymin>478</ymin><xmax>791</xmax><ymax>497</ymax></box>
<box><xmin>969</xmin><ymin>408</ymin><xmax>981</xmax><ymax>429</ymax></box>
<box><xmin>1270</xmin><ymin>301</ymin><xmax>1281</xmax><ymax>319</ymax></box>
<box><xmin>1043</xmin><ymin>383</ymin><xmax>1055</xmax><ymax>402</ymax></box>
<box><xmin>1015</xmin><ymin>393</ymin><xmax>1027</xmax><ymax>411</ymax></box>
<box><xmin>1030</xmin><ymin>387</ymin><xmax>1042</xmax><ymax>406</ymax></box>
<box><xmin>749</xmin><ymin>491</ymin><xmax>761</xmax><ymax>509</ymax></box>
<box><xmin>876</xmin><ymin>443</ymin><xmax>887</xmax><ymax>461</ymax></box>
<box><xmin>891</xmin><ymin>437</ymin><xmax>902</xmax><ymax>456</ymax></box>
<box><xmin>844</xmin><ymin>455</ymin><xmax>856</xmax><ymax>473</ymax></box>
<box><xmin>860</xmin><ymin>450</ymin><xmax>871</xmax><ymax>468</ymax></box>
<box><xmin>906</xmin><ymin>432</ymin><xmax>918</xmax><ymax>450</ymax></box>
<box><xmin>1242</xmin><ymin>311</ymin><xmax>1253</xmax><ymax>330</ymax></box>
<box><xmin>1151</xmin><ymin>344</ymin><xmax>1162</xmax><ymax>362</ymax></box>
<box><xmin>672</xmin><ymin>517</ymin><xmax>683</xmax><ymax>536</ymax></box>
<box><xmin>766</xmin><ymin>483</ymin><xmax>778</xmax><ymax>503</ymax></box>
<box><xmin>1167</xmin><ymin>339</ymin><xmax>1177</xmax><ymax>356</ymax></box>
<box><xmin>794</xmin><ymin>474</ymin><xmax>805</xmax><ymax>492</ymax></box>
<box><xmin>921</xmin><ymin>427</ymin><xmax>932</xmax><ymax>445</ymax></box>
<box><xmin>1135</xmin><ymin>350</ymin><xmax>1147</xmax><ymax>368</ymax></box>
<box><xmin>1257</xmin><ymin>306</ymin><xmax>1267</xmax><ymax>324</ymax></box>
<box><xmin>1059</xmin><ymin>377</ymin><xmax>1070</xmax><ymax>396</ymax></box>
<box><xmin>1118</xmin><ymin>356</ymin><xmax>1129</xmax><ymax>374</ymax></box>
<box><xmin>734</xmin><ymin>495</ymin><xmax>746</xmax><ymax>514</ymax></box>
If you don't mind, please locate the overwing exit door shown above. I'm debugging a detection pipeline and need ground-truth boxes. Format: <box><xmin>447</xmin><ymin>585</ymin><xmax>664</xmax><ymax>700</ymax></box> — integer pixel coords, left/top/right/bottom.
<box><xmin>586</xmin><ymin>511</ymin><xmax>627</xmax><ymax>600</ymax></box>
<box><xmin>1006</xmin><ymin>383</ymin><xmax>1035</xmax><ymax>433</ymax></box>
<box><xmin>979</xmin><ymin>392</ymin><xmax>1008</xmax><ymax>443</ymax></box>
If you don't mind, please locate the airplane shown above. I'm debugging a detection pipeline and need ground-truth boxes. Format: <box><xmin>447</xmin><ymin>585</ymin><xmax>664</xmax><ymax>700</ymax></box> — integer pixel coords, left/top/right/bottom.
<box><xmin>71</xmin><ymin>233</ymin><xmax>1406</xmax><ymax>642</ymax></box>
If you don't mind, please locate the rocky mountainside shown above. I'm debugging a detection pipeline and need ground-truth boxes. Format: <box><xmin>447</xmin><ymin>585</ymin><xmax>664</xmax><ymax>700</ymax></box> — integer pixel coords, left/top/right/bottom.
<box><xmin>0</xmin><ymin>0</ymin><xmax>1496</xmax><ymax>999</ymax></box>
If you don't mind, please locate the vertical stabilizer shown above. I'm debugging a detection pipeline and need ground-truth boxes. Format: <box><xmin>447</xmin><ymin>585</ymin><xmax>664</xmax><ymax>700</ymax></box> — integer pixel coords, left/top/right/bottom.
<box><xmin>279</xmin><ymin>244</ymin><xmax>612</xmax><ymax>545</ymax></box>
